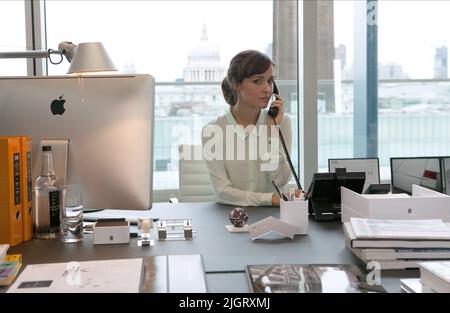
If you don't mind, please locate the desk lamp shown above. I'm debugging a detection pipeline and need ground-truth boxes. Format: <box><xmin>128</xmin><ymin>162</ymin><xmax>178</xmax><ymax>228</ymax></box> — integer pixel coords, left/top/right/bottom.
<box><xmin>0</xmin><ymin>41</ymin><xmax>117</xmax><ymax>74</ymax></box>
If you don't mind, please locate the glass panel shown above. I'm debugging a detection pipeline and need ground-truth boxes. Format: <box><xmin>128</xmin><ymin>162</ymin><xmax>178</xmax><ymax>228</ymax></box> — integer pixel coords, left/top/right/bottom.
<box><xmin>317</xmin><ymin>1</ymin><xmax>354</xmax><ymax>172</ymax></box>
<box><xmin>45</xmin><ymin>0</ymin><xmax>297</xmax><ymax>193</ymax></box>
<box><xmin>378</xmin><ymin>1</ymin><xmax>450</xmax><ymax>180</ymax></box>
<box><xmin>0</xmin><ymin>0</ymin><xmax>27</xmax><ymax>76</ymax></box>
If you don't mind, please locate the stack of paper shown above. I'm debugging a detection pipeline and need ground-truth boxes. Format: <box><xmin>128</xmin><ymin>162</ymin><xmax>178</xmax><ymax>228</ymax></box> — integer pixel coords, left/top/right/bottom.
<box><xmin>418</xmin><ymin>261</ymin><xmax>450</xmax><ymax>293</ymax></box>
<box><xmin>400</xmin><ymin>278</ymin><xmax>434</xmax><ymax>293</ymax></box>
<box><xmin>344</xmin><ymin>218</ymin><xmax>450</xmax><ymax>270</ymax></box>
<box><xmin>7</xmin><ymin>258</ymin><xmax>143</xmax><ymax>293</ymax></box>
<box><xmin>6</xmin><ymin>255</ymin><xmax>207</xmax><ymax>293</ymax></box>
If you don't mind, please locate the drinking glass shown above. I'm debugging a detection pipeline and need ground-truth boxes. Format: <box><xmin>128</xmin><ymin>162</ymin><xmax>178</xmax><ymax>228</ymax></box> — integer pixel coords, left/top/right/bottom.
<box><xmin>60</xmin><ymin>185</ymin><xmax>83</xmax><ymax>243</ymax></box>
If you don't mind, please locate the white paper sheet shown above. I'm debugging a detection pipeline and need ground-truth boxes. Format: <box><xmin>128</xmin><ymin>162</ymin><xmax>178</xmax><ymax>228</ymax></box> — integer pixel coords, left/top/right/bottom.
<box><xmin>7</xmin><ymin>258</ymin><xmax>143</xmax><ymax>293</ymax></box>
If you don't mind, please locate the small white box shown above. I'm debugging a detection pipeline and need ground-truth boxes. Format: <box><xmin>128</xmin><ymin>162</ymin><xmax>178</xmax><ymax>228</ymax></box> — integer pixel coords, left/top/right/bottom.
<box><xmin>280</xmin><ymin>199</ymin><xmax>308</xmax><ymax>235</ymax></box>
<box><xmin>93</xmin><ymin>220</ymin><xmax>130</xmax><ymax>245</ymax></box>
<box><xmin>341</xmin><ymin>185</ymin><xmax>450</xmax><ymax>223</ymax></box>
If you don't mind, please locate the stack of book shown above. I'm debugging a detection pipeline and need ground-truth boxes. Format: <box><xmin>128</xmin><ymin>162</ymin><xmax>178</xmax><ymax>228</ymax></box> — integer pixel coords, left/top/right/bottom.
<box><xmin>344</xmin><ymin>218</ymin><xmax>450</xmax><ymax>270</ymax></box>
<box><xmin>399</xmin><ymin>278</ymin><xmax>433</xmax><ymax>293</ymax></box>
<box><xmin>400</xmin><ymin>261</ymin><xmax>450</xmax><ymax>293</ymax></box>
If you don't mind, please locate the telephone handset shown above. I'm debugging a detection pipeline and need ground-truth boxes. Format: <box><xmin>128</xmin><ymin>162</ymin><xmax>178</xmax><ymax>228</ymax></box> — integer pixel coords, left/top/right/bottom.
<box><xmin>267</xmin><ymin>81</ymin><xmax>279</xmax><ymax>118</ymax></box>
<box><xmin>266</xmin><ymin>81</ymin><xmax>303</xmax><ymax>191</ymax></box>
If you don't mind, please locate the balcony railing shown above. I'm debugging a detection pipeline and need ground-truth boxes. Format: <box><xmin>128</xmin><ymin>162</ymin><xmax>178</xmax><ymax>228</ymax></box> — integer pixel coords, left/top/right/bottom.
<box><xmin>153</xmin><ymin>80</ymin><xmax>450</xmax><ymax>191</ymax></box>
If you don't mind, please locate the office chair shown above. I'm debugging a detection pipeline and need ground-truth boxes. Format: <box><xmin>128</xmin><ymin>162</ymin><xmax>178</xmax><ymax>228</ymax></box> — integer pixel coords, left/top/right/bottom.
<box><xmin>177</xmin><ymin>144</ymin><xmax>215</xmax><ymax>202</ymax></box>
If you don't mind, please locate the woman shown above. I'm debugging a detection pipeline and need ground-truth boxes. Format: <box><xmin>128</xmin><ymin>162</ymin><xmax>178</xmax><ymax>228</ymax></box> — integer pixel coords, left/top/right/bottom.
<box><xmin>202</xmin><ymin>50</ymin><xmax>294</xmax><ymax>207</ymax></box>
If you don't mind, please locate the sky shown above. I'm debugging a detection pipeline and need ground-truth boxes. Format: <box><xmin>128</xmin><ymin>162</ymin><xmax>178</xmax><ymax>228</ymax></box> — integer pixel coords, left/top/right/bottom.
<box><xmin>2</xmin><ymin>1</ymin><xmax>450</xmax><ymax>80</ymax></box>
<box><xmin>44</xmin><ymin>0</ymin><xmax>273</xmax><ymax>80</ymax></box>
<box><xmin>335</xmin><ymin>0</ymin><xmax>450</xmax><ymax>78</ymax></box>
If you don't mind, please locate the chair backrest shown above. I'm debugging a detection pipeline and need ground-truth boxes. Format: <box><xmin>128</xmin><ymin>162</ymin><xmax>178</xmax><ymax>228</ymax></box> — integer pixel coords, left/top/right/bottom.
<box><xmin>178</xmin><ymin>144</ymin><xmax>215</xmax><ymax>202</ymax></box>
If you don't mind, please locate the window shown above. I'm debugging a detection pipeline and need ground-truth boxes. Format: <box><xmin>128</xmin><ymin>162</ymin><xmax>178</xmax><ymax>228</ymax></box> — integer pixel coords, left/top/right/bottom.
<box><xmin>45</xmin><ymin>0</ymin><xmax>298</xmax><ymax>199</ymax></box>
<box><xmin>0</xmin><ymin>0</ymin><xmax>26</xmax><ymax>76</ymax></box>
<box><xmin>317</xmin><ymin>1</ymin><xmax>354</xmax><ymax>172</ymax></box>
<box><xmin>378</xmin><ymin>1</ymin><xmax>450</xmax><ymax>180</ymax></box>
<box><xmin>316</xmin><ymin>1</ymin><xmax>450</xmax><ymax>182</ymax></box>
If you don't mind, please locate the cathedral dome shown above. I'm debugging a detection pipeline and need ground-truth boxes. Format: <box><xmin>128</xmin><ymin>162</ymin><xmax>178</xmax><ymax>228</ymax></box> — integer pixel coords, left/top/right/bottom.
<box><xmin>188</xmin><ymin>25</ymin><xmax>220</xmax><ymax>62</ymax></box>
<box><xmin>183</xmin><ymin>25</ymin><xmax>224</xmax><ymax>82</ymax></box>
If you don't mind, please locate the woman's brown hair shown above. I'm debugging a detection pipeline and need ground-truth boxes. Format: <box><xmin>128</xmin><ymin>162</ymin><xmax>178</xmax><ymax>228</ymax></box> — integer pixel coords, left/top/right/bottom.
<box><xmin>222</xmin><ymin>50</ymin><xmax>274</xmax><ymax>106</ymax></box>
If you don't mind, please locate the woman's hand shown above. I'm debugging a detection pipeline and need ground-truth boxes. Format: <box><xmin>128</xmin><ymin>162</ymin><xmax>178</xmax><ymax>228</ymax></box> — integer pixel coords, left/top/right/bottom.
<box><xmin>287</xmin><ymin>189</ymin><xmax>307</xmax><ymax>200</ymax></box>
<box><xmin>266</xmin><ymin>94</ymin><xmax>285</xmax><ymax>126</ymax></box>
<box><xmin>271</xmin><ymin>193</ymin><xmax>281</xmax><ymax>207</ymax></box>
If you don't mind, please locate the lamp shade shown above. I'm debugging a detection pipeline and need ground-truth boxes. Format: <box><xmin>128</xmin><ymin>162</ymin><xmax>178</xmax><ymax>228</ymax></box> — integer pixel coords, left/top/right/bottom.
<box><xmin>67</xmin><ymin>42</ymin><xmax>117</xmax><ymax>74</ymax></box>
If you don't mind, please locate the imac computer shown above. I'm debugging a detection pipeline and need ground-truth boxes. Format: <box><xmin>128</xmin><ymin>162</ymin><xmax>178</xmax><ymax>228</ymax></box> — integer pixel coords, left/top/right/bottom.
<box><xmin>0</xmin><ymin>74</ymin><xmax>154</xmax><ymax>211</ymax></box>
<box><xmin>307</xmin><ymin>168</ymin><xmax>365</xmax><ymax>221</ymax></box>
<box><xmin>390</xmin><ymin>156</ymin><xmax>443</xmax><ymax>195</ymax></box>
<box><xmin>328</xmin><ymin>158</ymin><xmax>380</xmax><ymax>193</ymax></box>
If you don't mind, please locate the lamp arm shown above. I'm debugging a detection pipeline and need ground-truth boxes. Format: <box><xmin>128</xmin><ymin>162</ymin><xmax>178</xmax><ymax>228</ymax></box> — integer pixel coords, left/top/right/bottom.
<box><xmin>0</xmin><ymin>50</ymin><xmax>51</xmax><ymax>59</ymax></box>
<box><xmin>0</xmin><ymin>49</ymin><xmax>66</xmax><ymax>65</ymax></box>
<box><xmin>0</xmin><ymin>42</ymin><xmax>115</xmax><ymax>74</ymax></box>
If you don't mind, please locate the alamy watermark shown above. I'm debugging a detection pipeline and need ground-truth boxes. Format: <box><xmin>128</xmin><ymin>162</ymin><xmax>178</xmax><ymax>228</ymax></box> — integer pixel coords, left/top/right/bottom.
<box><xmin>178</xmin><ymin>124</ymin><xmax>282</xmax><ymax>172</ymax></box>
<box><xmin>64</xmin><ymin>261</ymin><xmax>82</xmax><ymax>286</ymax></box>
<box><xmin>367</xmin><ymin>1</ymin><xmax>378</xmax><ymax>26</ymax></box>
<box><xmin>366</xmin><ymin>261</ymin><xmax>382</xmax><ymax>286</ymax></box>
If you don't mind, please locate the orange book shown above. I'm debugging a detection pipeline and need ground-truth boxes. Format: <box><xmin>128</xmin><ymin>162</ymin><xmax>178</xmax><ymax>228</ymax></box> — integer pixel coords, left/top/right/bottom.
<box><xmin>0</xmin><ymin>137</ymin><xmax>23</xmax><ymax>246</ymax></box>
<box><xmin>20</xmin><ymin>137</ymin><xmax>33</xmax><ymax>241</ymax></box>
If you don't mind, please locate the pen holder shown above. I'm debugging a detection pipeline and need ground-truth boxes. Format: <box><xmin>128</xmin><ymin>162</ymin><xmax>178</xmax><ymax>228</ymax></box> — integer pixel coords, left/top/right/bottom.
<box><xmin>280</xmin><ymin>199</ymin><xmax>308</xmax><ymax>235</ymax></box>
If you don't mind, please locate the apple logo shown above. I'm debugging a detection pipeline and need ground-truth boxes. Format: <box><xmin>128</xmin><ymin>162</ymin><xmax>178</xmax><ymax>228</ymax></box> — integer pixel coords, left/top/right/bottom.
<box><xmin>50</xmin><ymin>95</ymin><xmax>66</xmax><ymax>115</ymax></box>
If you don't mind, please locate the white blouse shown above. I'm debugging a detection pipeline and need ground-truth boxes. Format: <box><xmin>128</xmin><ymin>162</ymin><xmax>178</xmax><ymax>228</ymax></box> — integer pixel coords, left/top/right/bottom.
<box><xmin>202</xmin><ymin>109</ymin><xmax>292</xmax><ymax>207</ymax></box>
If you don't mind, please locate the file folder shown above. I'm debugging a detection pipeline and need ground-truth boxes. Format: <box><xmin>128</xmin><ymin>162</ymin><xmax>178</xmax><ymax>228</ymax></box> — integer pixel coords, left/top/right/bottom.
<box><xmin>0</xmin><ymin>137</ymin><xmax>23</xmax><ymax>246</ymax></box>
<box><xmin>20</xmin><ymin>137</ymin><xmax>33</xmax><ymax>241</ymax></box>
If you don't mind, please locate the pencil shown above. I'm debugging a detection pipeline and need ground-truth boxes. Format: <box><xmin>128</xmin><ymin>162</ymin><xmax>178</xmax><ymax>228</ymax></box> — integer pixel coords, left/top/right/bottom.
<box><xmin>272</xmin><ymin>181</ymin><xmax>289</xmax><ymax>201</ymax></box>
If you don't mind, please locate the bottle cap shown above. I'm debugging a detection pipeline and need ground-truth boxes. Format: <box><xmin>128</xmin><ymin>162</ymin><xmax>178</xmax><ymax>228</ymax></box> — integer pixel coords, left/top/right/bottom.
<box><xmin>42</xmin><ymin>145</ymin><xmax>52</xmax><ymax>151</ymax></box>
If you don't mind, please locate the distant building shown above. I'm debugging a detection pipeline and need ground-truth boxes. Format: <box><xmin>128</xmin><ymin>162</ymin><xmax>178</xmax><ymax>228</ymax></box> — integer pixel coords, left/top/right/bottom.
<box><xmin>156</xmin><ymin>25</ymin><xmax>227</xmax><ymax>118</ymax></box>
<box><xmin>265</xmin><ymin>43</ymin><xmax>273</xmax><ymax>60</ymax></box>
<box><xmin>334</xmin><ymin>44</ymin><xmax>347</xmax><ymax>114</ymax></box>
<box><xmin>122</xmin><ymin>60</ymin><xmax>137</xmax><ymax>74</ymax></box>
<box><xmin>434</xmin><ymin>46</ymin><xmax>448</xmax><ymax>79</ymax></box>
<box><xmin>318</xmin><ymin>1</ymin><xmax>335</xmax><ymax>113</ymax></box>
<box><xmin>183</xmin><ymin>25</ymin><xmax>225</xmax><ymax>82</ymax></box>
<box><xmin>343</xmin><ymin>64</ymin><xmax>353</xmax><ymax>81</ymax></box>
<box><xmin>335</xmin><ymin>44</ymin><xmax>346</xmax><ymax>73</ymax></box>
<box><xmin>379</xmin><ymin>63</ymin><xmax>409</xmax><ymax>80</ymax></box>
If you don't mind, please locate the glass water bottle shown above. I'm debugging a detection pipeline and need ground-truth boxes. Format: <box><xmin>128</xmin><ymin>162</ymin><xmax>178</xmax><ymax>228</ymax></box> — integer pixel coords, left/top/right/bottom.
<box><xmin>33</xmin><ymin>145</ymin><xmax>61</xmax><ymax>239</ymax></box>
